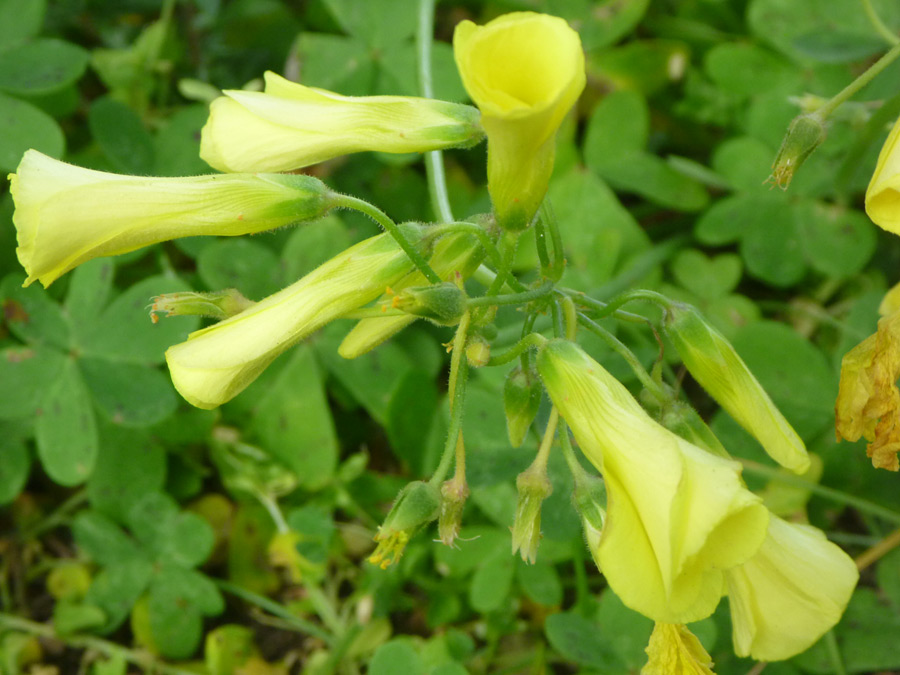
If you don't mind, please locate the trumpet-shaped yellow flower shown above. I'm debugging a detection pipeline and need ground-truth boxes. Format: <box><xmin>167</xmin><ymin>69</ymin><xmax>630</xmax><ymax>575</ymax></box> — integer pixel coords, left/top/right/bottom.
<box><xmin>165</xmin><ymin>225</ymin><xmax>425</xmax><ymax>409</ymax></box>
<box><xmin>9</xmin><ymin>150</ymin><xmax>332</xmax><ymax>287</ymax></box>
<box><xmin>200</xmin><ymin>71</ymin><xmax>483</xmax><ymax>174</ymax></box>
<box><xmin>665</xmin><ymin>304</ymin><xmax>809</xmax><ymax>474</ymax></box>
<box><xmin>725</xmin><ymin>515</ymin><xmax>858</xmax><ymax>661</ymax></box>
<box><xmin>538</xmin><ymin>340</ymin><xmax>769</xmax><ymax>624</ymax></box>
<box><xmin>454</xmin><ymin>12</ymin><xmax>585</xmax><ymax>230</ymax></box>
<box><xmin>866</xmin><ymin>114</ymin><xmax>900</xmax><ymax>233</ymax></box>
<box><xmin>338</xmin><ymin>231</ymin><xmax>485</xmax><ymax>358</ymax></box>
<box><xmin>835</xmin><ymin>305</ymin><xmax>900</xmax><ymax>471</ymax></box>
<box><xmin>642</xmin><ymin>623</ymin><xmax>715</xmax><ymax>675</ymax></box>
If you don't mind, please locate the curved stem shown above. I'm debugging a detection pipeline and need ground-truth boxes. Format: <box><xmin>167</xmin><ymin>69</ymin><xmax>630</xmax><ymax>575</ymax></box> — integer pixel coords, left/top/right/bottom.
<box><xmin>331</xmin><ymin>193</ymin><xmax>441</xmax><ymax>284</ymax></box>
<box><xmin>467</xmin><ymin>281</ymin><xmax>555</xmax><ymax>309</ymax></box>
<box><xmin>815</xmin><ymin>41</ymin><xmax>900</xmax><ymax>119</ymax></box>
<box><xmin>861</xmin><ymin>0</ymin><xmax>900</xmax><ymax>45</ymax></box>
<box><xmin>486</xmin><ymin>332</ymin><xmax>549</xmax><ymax>367</ymax></box>
<box><xmin>855</xmin><ymin>526</ymin><xmax>900</xmax><ymax>571</ymax></box>
<box><xmin>417</xmin><ymin>0</ymin><xmax>454</xmax><ymax>223</ymax></box>
<box><xmin>531</xmin><ymin>408</ymin><xmax>559</xmax><ymax>473</ymax></box>
<box><xmin>430</xmin><ymin>313</ymin><xmax>471</xmax><ymax>486</ymax></box>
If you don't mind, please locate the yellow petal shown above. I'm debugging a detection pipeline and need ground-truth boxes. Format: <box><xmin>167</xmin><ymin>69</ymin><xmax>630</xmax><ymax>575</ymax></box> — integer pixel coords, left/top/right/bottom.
<box><xmin>10</xmin><ymin>150</ymin><xmax>331</xmax><ymax>287</ymax></box>
<box><xmin>200</xmin><ymin>71</ymin><xmax>482</xmax><ymax>173</ymax></box>
<box><xmin>165</xmin><ymin>227</ymin><xmax>423</xmax><ymax>409</ymax></box>
<box><xmin>453</xmin><ymin>13</ymin><xmax>584</xmax><ymax>230</ymax></box>
<box><xmin>538</xmin><ymin>340</ymin><xmax>769</xmax><ymax>624</ymax></box>
<box><xmin>726</xmin><ymin>515</ymin><xmax>858</xmax><ymax>661</ymax></box>
<box><xmin>642</xmin><ymin>623</ymin><xmax>716</xmax><ymax>675</ymax></box>
<box><xmin>866</xmin><ymin>114</ymin><xmax>900</xmax><ymax>233</ymax></box>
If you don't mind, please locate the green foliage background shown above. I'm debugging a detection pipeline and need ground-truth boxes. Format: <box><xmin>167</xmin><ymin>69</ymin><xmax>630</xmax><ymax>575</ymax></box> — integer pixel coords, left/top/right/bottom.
<box><xmin>2</xmin><ymin>0</ymin><xmax>900</xmax><ymax>673</ymax></box>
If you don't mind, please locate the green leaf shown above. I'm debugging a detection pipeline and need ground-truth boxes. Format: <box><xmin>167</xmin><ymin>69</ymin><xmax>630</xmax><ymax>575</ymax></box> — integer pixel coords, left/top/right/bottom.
<box><xmin>670</xmin><ymin>249</ymin><xmax>742</xmax><ymax>301</ymax></box>
<box><xmin>154</xmin><ymin>105</ymin><xmax>211</xmax><ymax>176</ymax></box>
<box><xmin>369</xmin><ymin>640</ymin><xmax>424</xmax><ymax>675</ymax></box>
<box><xmin>197</xmin><ymin>238</ymin><xmax>281</xmax><ymax>301</ymax></box>
<box><xmin>0</xmin><ymin>433</ymin><xmax>30</xmax><ymax>504</ymax></box>
<box><xmin>72</xmin><ymin>511</ymin><xmax>143</xmax><ymax>567</ymax></box>
<box><xmin>433</xmin><ymin>527</ymin><xmax>509</xmax><ymax>577</ymax></box>
<box><xmin>322</xmin><ymin>0</ymin><xmax>417</xmax><ymax>52</ymax></box>
<box><xmin>87</xmin><ymin>424</ymin><xmax>166</xmax><ymax>521</ymax></box>
<box><xmin>0</xmin><ymin>346</ymin><xmax>65</xmax><ymax>419</ymax></box>
<box><xmin>544</xmin><ymin>0</ymin><xmax>649</xmax><ymax>50</ymax></box>
<box><xmin>88</xmin><ymin>97</ymin><xmax>155</xmax><ymax>175</ymax></box>
<box><xmin>0</xmin><ymin>38</ymin><xmax>89</xmax><ymax>96</ymax></box>
<box><xmin>695</xmin><ymin>192</ymin><xmax>786</xmax><ymax>246</ymax></box>
<box><xmin>35</xmin><ymin>359</ymin><xmax>98</xmax><ymax>486</ymax></box>
<box><xmin>247</xmin><ymin>344</ymin><xmax>338</xmax><ymax>490</ymax></box>
<box><xmin>386</xmin><ymin>369</ymin><xmax>439</xmax><ymax>474</ymax></box>
<box><xmin>128</xmin><ymin>492</ymin><xmax>215</xmax><ymax>567</ymax></box>
<box><xmin>797</xmin><ymin>202</ymin><xmax>876</xmax><ymax>278</ymax></box>
<box><xmin>282</xmin><ymin>215</ymin><xmax>352</xmax><ymax>281</ymax></box>
<box><xmin>589</xmin><ymin>39</ymin><xmax>688</xmax><ymax>95</ymax></box>
<box><xmin>292</xmin><ymin>33</ymin><xmax>376</xmax><ymax>95</ymax></box>
<box><xmin>595</xmin><ymin>152</ymin><xmax>709</xmax><ymax>212</ymax></box>
<box><xmin>286</xmin><ymin>505</ymin><xmax>335</xmax><ymax>566</ymax></box>
<box><xmin>0</xmin><ymin>91</ymin><xmax>64</xmax><ymax>173</ymax></box>
<box><xmin>544</xmin><ymin>611</ymin><xmax>623</xmax><ymax>669</ymax></box>
<box><xmin>740</xmin><ymin>202</ymin><xmax>805</xmax><ymax>287</ymax></box>
<box><xmin>80</xmin><ymin>359</ymin><xmax>177</xmax><ymax>427</ymax></box>
<box><xmin>0</xmin><ymin>0</ymin><xmax>46</xmax><ymax>49</ymax></box>
<box><xmin>583</xmin><ymin>90</ymin><xmax>649</xmax><ymax>166</ymax></box>
<box><xmin>65</xmin><ymin>259</ymin><xmax>114</xmax><ymax>320</ymax></box>
<box><xmin>53</xmin><ymin>601</ymin><xmax>107</xmax><ymax>636</ymax></box>
<box><xmin>595</xmin><ymin>589</ymin><xmax>654</xmax><ymax>670</ymax></box>
<box><xmin>79</xmin><ymin>275</ymin><xmax>199</xmax><ymax>364</ymax></box>
<box><xmin>516</xmin><ymin>560</ymin><xmax>563</xmax><ymax>607</ymax></box>
<box><xmin>468</xmin><ymin>551</ymin><xmax>514</xmax><ymax>614</ymax></box>
<box><xmin>1</xmin><ymin>273</ymin><xmax>71</xmax><ymax>350</ymax></box>
<box><xmin>146</xmin><ymin>578</ymin><xmax>203</xmax><ymax>660</ymax></box>
<box><xmin>704</xmin><ymin>43</ymin><xmax>800</xmax><ymax>96</ymax></box>
<box><xmin>731</xmin><ymin>321</ymin><xmax>835</xmax><ymax>438</ymax></box>
<box><xmin>711</xmin><ymin>136</ymin><xmax>774</xmax><ymax>192</ymax></box>
<box><xmin>792</xmin><ymin>31</ymin><xmax>884</xmax><ymax>64</ymax></box>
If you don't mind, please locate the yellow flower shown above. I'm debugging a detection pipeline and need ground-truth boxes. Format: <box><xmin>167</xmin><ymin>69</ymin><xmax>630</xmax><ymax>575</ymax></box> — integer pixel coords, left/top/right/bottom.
<box><xmin>642</xmin><ymin>623</ymin><xmax>715</xmax><ymax>675</ymax></box>
<box><xmin>9</xmin><ymin>150</ymin><xmax>332</xmax><ymax>288</ymax></box>
<box><xmin>165</xmin><ymin>225</ymin><xmax>425</xmax><ymax>409</ymax></box>
<box><xmin>665</xmin><ymin>304</ymin><xmax>809</xmax><ymax>474</ymax></box>
<box><xmin>725</xmin><ymin>515</ymin><xmax>858</xmax><ymax>661</ymax></box>
<box><xmin>453</xmin><ymin>12</ymin><xmax>585</xmax><ymax>230</ymax></box>
<box><xmin>835</xmin><ymin>305</ymin><xmax>900</xmax><ymax>471</ymax></box>
<box><xmin>200</xmin><ymin>71</ymin><xmax>483</xmax><ymax>173</ymax></box>
<box><xmin>537</xmin><ymin>340</ymin><xmax>769</xmax><ymax>624</ymax></box>
<box><xmin>866</xmin><ymin>114</ymin><xmax>900</xmax><ymax>233</ymax></box>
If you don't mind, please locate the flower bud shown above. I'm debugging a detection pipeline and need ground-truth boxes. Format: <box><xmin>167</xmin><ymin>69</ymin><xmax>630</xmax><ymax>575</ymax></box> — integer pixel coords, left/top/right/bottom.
<box><xmin>511</xmin><ymin>466</ymin><xmax>552</xmax><ymax>564</ymax></box>
<box><xmin>503</xmin><ymin>365</ymin><xmax>543</xmax><ymax>447</ymax></box>
<box><xmin>657</xmin><ymin>399</ymin><xmax>729</xmax><ymax>460</ymax></box>
<box><xmin>149</xmin><ymin>289</ymin><xmax>255</xmax><ymax>323</ymax></box>
<box><xmin>201</xmin><ymin>71</ymin><xmax>484</xmax><ymax>173</ymax></box>
<box><xmin>9</xmin><ymin>150</ymin><xmax>334</xmax><ymax>287</ymax></box>
<box><xmin>338</xmin><ymin>231</ymin><xmax>486</xmax><ymax>358</ymax></box>
<box><xmin>769</xmin><ymin>113</ymin><xmax>825</xmax><ymax>189</ymax></box>
<box><xmin>465</xmin><ymin>335</ymin><xmax>491</xmax><ymax>368</ymax></box>
<box><xmin>454</xmin><ymin>13</ymin><xmax>585</xmax><ymax>230</ymax></box>
<box><xmin>166</xmin><ymin>225</ymin><xmax>425</xmax><ymax>409</ymax></box>
<box><xmin>664</xmin><ymin>303</ymin><xmax>809</xmax><ymax>474</ymax></box>
<box><xmin>392</xmin><ymin>282</ymin><xmax>466</xmax><ymax>326</ymax></box>
<box><xmin>369</xmin><ymin>481</ymin><xmax>441</xmax><ymax>569</ymax></box>
<box><xmin>572</xmin><ymin>470</ymin><xmax>606</xmax><ymax>572</ymax></box>
<box><xmin>438</xmin><ymin>477</ymin><xmax>469</xmax><ymax>548</ymax></box>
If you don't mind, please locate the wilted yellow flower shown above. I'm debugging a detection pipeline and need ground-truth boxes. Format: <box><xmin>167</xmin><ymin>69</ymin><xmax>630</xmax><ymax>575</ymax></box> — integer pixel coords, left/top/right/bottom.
<box><xmin>166</xmin><ymin>225</ymin><xmax>425</xmax><ymax>409</ymax></box>
<box><xmin>665</xmin><ymin>304</ymin><xmax>809</xmax><ymax>474</ymax></box>
<box><xmin>9</xmin><ymin>150</ymin><xmax>332</xmax><ymax>287</ymax></box>
<box><xmin>642</xmin><ymin>623</ymin><xmax>715</xmax><ymax>675</ymax></box>
<box><xmin>835</xmin><ymin>307</ymin><xmax>900</xmax><ymax>471</ymax></box>
<box><xmin>725</xmin><ymin>515</ymin><xmax>858</xmax><ymax>661</ymax></box>
<box><xmin>338</xmin><ymin>231</ymin><xmax>485</xmax><ymax>358</ymax></box>
<box><xmin>454</xmin><ymin>12</ymin><xmax>585</xmax><ymax>230</ymax></box>
<box><xmin>538</xmin><ymin>340</ymin><xmax>769</xmax><ymax>624</ymax></box>
<box><xmin>866</xmin><ymin>114</ymin><xmax>900</xmax><ymax>233</ymax></box>
<box><xmin>200</xmin><ymin>71</ymin><xmax>483</xmax><ymax>173</ymax></box>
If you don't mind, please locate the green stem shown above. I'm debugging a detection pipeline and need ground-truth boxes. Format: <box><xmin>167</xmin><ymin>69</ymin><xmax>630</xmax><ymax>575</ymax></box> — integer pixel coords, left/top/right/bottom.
<box><xmin>861</xmin><ymin>0</ymin><xmax>900</xmax><ymax>45</ymax></box>
<box><xmin>430</xmin><ymin>315</ymin><xmax>470</xmax><ymax>486</ymax></box>
<box><xmin>824</xmin><ymin>630</ymin><xmax>848</xmax><ymax>675</ymax></box>
<box><xmin>23</xmin><ymin>489</ymin><xmax>88</xmax><ymax>539</ymax></box>
<box><xmin>531</xmin><ymin>408</ymin><xmax>559</xmax><ymax>473</ymax></box>
<box><xmin>815</xmin><ymin>41</ymin><xmax>900</xmax><ymax>119</ymax></box>
<box><xmin>213</xmin><ymin>580</ymin><xmax>334</xmax><ymax>644</ymax></box>
<box><xmin>331</xmin><ymin>193</ymin><xmax>441</xmax><ymax>284</ymax></box>
<box><xmin>577</xmin><ymin>313</ymin><xmax>669</xmax><ymax>403</ymax></box>
<box><xmin>559</xmin><ymin>288</ymin><xmax>661</xmax><ymax>324</ymax></box>
<box><xmin>467</xmin><ymin>281</ymin><xmax>554</xmax><ymax>309</ymax></box>
<box><xmin>417</xmin><ymin>0</ymin><xmax>454</xmax><ymax>223</ymax></box>
<box><xmin>486</xmin><ymin>332</ymin><xmax>548</xmax><ymax>367</ymax></box>
<box><xmin>484</xmin><ymin>230</ymin><xmax>520</xmax><ymax>298</ymax></box>
<box><xmin>0</xmin><ymin>613</ymin><xmax>198</xmax><ymax>675</ymax></box>
<box><xmin>741</xmin><ymin>459</ymin><xmax>900</xmax><ymax>525</ymax></box>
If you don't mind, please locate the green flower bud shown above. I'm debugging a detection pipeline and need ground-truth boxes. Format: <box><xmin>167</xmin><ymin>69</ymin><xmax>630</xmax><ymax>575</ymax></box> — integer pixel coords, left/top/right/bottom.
<box><xmin>369</xmin><ymin>481</ymin><xmax>441</xmax><ymax>569</ymax></box>
<box><xmin>572</xmin><ymin>471</ymin><xmax>607</xmax><ymax>572</ymax></box>
<box><xmin>438</xmin><ymin>477</ymin><xmax>469</xmax><ymax>547</ymax></box>
<box><xmin>393</xmin><ymin>282</ymin><xmax>467</xmax><ymax>326</ymax></box>
<box><xmin>658</xmin><ymin>399</ymin><xmax>729</xmax><ymax>460</ymax></box>
<box><xmin>465</xmin><ymin>335</ymin><xmax>491</xmax><ymax>368</ymax></box>
<box><xmin>770</xmin><ymin>113</ymin><xmax>825</xmax><ymax>189</ymax></box>
<box><xmin>149</xmin><ymin>289</ymin><xmax>255</xmax><ymax>323</ymax></box>
<box><xmin>504</xmin><ymin>365</ymin><xmax>543</xmax><ymax>447</ymax></box>
<box><xmin>511</xmin><ymin>466</ymin><xmax>552</xmax><ymax>564</ymax></box>
<box><xmin>664</xmin><ymin>303</ymin><xmax>808</xmax><ymax>473</ymax></box>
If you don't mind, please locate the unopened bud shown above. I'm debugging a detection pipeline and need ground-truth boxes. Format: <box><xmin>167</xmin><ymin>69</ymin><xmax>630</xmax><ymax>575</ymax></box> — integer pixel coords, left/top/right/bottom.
<box><xmin>658</xmin><ymin>399</ymin><xmax>729</xmax><ymax>459</ymax></box>
<box><xmin>511</xmin><ymin>467</ymin><xmax>552</xmax><ymax>564</ymax></box>
<box><xmin>369</xmin><ymin>481</ymin><xmax>441</xmax><ymax>569</ymax></box>
<box><xmin>438</xmin><ymin>477</ymin><xmax>469</xmax><ymax>547</ymax></box>
<box><xmin>572</xmin><ymin>470</ymin><xmax>607</xmax><ymax>572</ymax></box>
<box><xmin>149</xmin><ymin>289</ymin><xmax>255</xmax><ymax>324</ymax></box>
<box><xmin>393</xmin><ymin>282</ymin><xmax>467</xmax><ymax>326</ymax></box>
<box><xmin>504</xmin><ymin>366</ymin><xmax>542</xmax><ymax>447</ymax></box>
<box><xmin>465</xmin><ymin>335</ymin><xmax>491</xmax><ymax>367</ymax></box>
<box><xmin>770</xmin><ymin>113</ymin><xmax>825</xmax><ymax>189</ymax></box>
